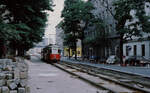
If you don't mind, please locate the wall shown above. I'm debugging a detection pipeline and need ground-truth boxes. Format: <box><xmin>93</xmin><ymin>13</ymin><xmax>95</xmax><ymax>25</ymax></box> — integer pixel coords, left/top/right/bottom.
<box><xmin>123</xmin><ymin>40</ymin><xmax>150</xmax><ymax>59</ymax></box>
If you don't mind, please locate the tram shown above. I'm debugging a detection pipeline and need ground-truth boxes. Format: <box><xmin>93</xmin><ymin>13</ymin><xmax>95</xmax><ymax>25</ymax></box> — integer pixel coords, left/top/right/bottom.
<box><xmin>41</xmin><ymin>44</ymin><xmax>61</xmax><ymax>63</ymax></box>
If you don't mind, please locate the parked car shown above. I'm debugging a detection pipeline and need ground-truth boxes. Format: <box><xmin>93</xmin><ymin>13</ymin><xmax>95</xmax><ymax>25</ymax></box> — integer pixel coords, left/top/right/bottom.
<box><xmin>106</xmin><ymin>55</ymin><xmax>119</xmax><ymax>64</ymax></box>
<box><xmin>89</xmin><ymin>56</ymin><xmax>98</xmax><ymax>62</ymax></box>
<box><xmin>125</xmin><ymin>56</ymin><xmax>150</xmax><ymax>66</ymax></box>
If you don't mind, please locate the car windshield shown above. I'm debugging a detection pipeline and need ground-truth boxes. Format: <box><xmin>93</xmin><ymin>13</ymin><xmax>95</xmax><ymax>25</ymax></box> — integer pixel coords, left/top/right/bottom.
<box><xmin>109</xmin><ymin>56</ymin><xmax>115</xmax><ymax>59</ymax></box>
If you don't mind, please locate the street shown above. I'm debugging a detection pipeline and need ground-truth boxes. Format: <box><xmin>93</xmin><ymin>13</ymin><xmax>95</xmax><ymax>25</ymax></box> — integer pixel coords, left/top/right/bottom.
<box><xmin>27</xmin><ymin>56</ymin><xmax>103</xmax><ymax>93</ymax></box>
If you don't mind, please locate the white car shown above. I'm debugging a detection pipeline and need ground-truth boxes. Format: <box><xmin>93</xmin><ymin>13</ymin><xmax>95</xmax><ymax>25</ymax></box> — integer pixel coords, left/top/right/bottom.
<box><xmin>106</xmin><ymin>55</ymin><xmax>118</xmax><ymax>64</ymax></box>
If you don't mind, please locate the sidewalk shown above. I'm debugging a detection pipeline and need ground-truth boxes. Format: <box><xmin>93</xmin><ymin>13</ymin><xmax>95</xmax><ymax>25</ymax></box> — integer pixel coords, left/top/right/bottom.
<box><xmin>61</xmin><ymin>57</ymin><xmax>150</xmax><ymax>78</ymax></box>
<box><xmin>27</xmin><ymin>56</ymin><xmax>105</xmax><ymax>93</ymax></box>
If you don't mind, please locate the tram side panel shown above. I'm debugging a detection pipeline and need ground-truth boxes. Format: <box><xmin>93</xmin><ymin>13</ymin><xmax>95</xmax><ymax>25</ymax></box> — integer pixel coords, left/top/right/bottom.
<box><xmin>50</xmin><ymin>54</ymin><xmax>61</xmax><ymax>62</ymax></box>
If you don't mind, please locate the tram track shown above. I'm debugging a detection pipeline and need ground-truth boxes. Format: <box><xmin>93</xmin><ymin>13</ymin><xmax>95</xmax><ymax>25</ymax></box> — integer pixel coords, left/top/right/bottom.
<box><xmin>52</xmin><ymin>61</ymin><xmax>150</xmax><ymax>93</ymax></box>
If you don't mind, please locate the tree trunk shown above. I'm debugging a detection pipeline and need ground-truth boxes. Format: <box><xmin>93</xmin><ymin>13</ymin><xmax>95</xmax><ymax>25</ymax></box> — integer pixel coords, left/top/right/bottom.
<box><xmin>0</xmin><ymin>39</ymin><xmax>5</xmax><ymax>58</ymax></box>
<box><xmin>17</xmin><ymin>46</ymin><xmax>25</xmax><ymax>57</ymax></box>
<box><xmin>69</xmin><ymin>47</ymin><xmax>71</xmax><ymax>59</ymax></box>
<box><xmin>81</xmin><ymin>39</ymin><xmax>84</xmax><ymax>60</ymax></box>
<box><xmin>119</xmin><ymin>35</ymin><xmax>123</xmax><ymax>65</ymax></box>
<box><xmin>74</xmin><ymin>42</ymin><xmax>77</xmax><ymax>60</ymax></box>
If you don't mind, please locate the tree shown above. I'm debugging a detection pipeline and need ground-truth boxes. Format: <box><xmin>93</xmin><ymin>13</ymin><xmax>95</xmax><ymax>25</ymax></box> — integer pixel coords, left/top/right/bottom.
<box><xmin>98</xmin><ymin>0</ymin><xmax>150</xmax><ymax>63</ymax></box>
<box><xmin>0</xmin><ymin>0</ymin><xmax>53</xmax><ymax>56</ymax></box>
<box><xmin>113</xmin><ymin>0</ymin><xmax>150</xmax><ymax>64</ymax></box>
<box><xmin>61</xmin><ymin>0</ymin><xmax>94</xmax><ymax>59</ymax></box>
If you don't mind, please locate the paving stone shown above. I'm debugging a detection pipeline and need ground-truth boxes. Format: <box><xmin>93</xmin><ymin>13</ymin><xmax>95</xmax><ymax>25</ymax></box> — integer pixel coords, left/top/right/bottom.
<box><xmin>19</xmin><ymin>80</ymin><xmax>27</xmax><ymax>87</ymax></box>
<box><xmin>6</xmin><ymin>74</ymin><xmax>13</xmax><ymax>80</ymax></box>
<box><xmin>6</xmin><ymin>80</ymin><xmax>14</xmax><ymax>86</ymax></box>
<box><xmin>12</xmin><ymin>63</ymin><xmax>17</xmax><ymax>67</ymax></box>
<box><xmin>25</xmin><ymin>86</ymin><xmax>30</xmax><ymax>93</ymax></box>
<box><xmin>2</xmin><ymin>86</ymin><xmax>9</xmax><ymax>93</ymax></box>
<box><xmin>14</xmin><ymin>79</ymin><xmax>20</xmax><ymax>85</ymax></box>
<box><xmin>18</xmin><ymin>88</ymin><xmax>25</xmax><ymax>93</ymax></box>
<box><xmin>8</xmin><ymin>82</ymin><xmax>17</xmax><ymax>90</ymax></box>
<box><xmin>0</xmin><ymin>87</ymin><xmax>2</xmax><ymax>93</ymax></box>
<box><xmin>0</xmin><ymin>66</ymin><xmax>3</xmax><ymax>70</ymax></box>
<box><xmin>0</xmin><ymin>80</ymin><xmax>6</xmax><ymax>86</ymax></box>
<box><xmin>10</xmin><ymin>90</ymin><xmax>17</xmax><ymax>93</ymax></box>
<box><xmin>20</xmin><ymin>72</ymin><xmax>28</xmax><ymax>79</ymax></box>
<box><xmin>5</xmin><ymin>66</ymin><xmax>13</xmax><ymax>71</ymax></box>
<box><xmin>14</xmin><ymin>68</ymin><xmax>20</xmax><ymax>79</ymax></box>
<box><xmin>0</xmin><ymin>73</ymin><xmax>6</xmax><ymax>79</ymax></box>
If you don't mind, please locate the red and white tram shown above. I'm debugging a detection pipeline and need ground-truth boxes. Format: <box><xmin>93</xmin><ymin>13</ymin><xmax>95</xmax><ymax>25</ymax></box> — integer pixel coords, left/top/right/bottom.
<box><xmin>41</xmin><ymin>44</ymin><xmax>61</xmax><ymax>63</ymax></box>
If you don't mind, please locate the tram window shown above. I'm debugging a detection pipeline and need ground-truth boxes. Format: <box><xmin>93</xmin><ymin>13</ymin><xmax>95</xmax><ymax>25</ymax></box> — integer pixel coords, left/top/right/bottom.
<box><xmin>58</xmin><ymin>49</ymin><xmax>61</xmax><ymax>53</ymax></box>
<box><xmin>49</xmin><ymin>49</ymin><xmax>52</xmax><ymax>53</ymax></box>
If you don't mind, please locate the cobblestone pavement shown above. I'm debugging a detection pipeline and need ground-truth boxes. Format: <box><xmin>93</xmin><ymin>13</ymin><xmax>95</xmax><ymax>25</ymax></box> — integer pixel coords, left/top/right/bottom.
<box><xmin>27</xmin><ymin>56</ymin><xmax>104</xmax><ymax>93</ymax></box>
<box><xmin>61</xmin><ymin>57</ymin><xmax>150</xmax><ymax>78</ymax></box>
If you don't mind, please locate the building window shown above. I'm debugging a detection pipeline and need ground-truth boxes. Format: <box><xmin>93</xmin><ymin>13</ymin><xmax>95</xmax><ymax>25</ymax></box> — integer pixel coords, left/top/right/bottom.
<box><xmin>134</xmin><ymin>45</ymin><xmax>137</xmax><ymax>56</ymax></box>
<box><xmin>142</xmin><ymin>44</ymin><xmax>145</xmax><ymax>56</ymax></box>
<box><xmin>126</xmin><ymin>46</ymin><xmax>129</xmax><ymax>56</ymax></box>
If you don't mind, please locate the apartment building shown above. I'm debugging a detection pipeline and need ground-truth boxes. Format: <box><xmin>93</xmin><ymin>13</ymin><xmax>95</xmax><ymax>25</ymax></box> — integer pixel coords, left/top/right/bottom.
<box><xmin>83</xmin><ymin>0</ymin><xmax>120</xmax><ymax>61</ymax></box>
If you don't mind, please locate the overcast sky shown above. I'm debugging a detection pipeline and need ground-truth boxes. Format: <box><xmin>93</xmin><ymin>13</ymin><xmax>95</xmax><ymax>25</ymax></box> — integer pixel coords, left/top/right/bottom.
<box><xmin>45</xmin><ymin>0</ymin><xmax>64</xmax><ymax>43</ymax></box>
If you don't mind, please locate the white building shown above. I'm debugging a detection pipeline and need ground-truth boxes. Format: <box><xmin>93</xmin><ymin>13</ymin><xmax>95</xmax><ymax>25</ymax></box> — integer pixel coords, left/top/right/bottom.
<box><xmin>55</xmin><ymin>26</ymin><xmax>64</xmax><ymax>55</ymax></box>
<box><xmin>123</xmin><ymin>2</ymin><xmax>150</xmax><ymax>59</ymax></box>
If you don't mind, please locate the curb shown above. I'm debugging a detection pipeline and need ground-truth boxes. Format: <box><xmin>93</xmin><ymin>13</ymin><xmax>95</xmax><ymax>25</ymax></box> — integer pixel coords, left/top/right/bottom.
<box><xmin>61</xmin><ymin>59</ymin><xmax>150</xmax><ymax>79</ymax></box>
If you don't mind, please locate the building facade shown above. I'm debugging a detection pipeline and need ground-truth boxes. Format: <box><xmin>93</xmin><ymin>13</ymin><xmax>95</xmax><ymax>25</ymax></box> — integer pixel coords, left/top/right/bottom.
<box><xmin>55</xmin><ymin>26</ymin><xmax>64</xmax><ymax>56</ymax></box>
<box><xmin>123</xmin><ymin>39</ymin><xmax>150</xmax><ymax>59</ymax></box>
<box><xmin>83</xmin><ymin>0</ymin><xmax>120</xmax><ymax>61</ymax></box>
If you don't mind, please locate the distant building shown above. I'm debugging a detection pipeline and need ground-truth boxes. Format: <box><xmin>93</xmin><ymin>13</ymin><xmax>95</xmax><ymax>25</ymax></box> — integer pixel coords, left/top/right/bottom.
<box><xmin>64</xmin><ymin>39</ymin><xmax>82</xmax><ymax>57</ymax></box>
<box><xmin>55</xmin><ymin>25</ymin><xmax>82</xmax><ymax>57</ymax></box>
<box><xmin>55</xmin><ymin>26</ymin><xmax>64</xmax><ymax>55</ymax></box>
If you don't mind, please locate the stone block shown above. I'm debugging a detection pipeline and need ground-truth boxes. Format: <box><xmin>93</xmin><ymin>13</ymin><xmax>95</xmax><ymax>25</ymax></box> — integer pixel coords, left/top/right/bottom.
<box><xmin>0</xmin><ymin>87</ymin><xmax>2</xmax><ymax>93</ymax></box>
<box><xmin>6</xmin><ymin>74</ymin><xmax>13</xmax><ymax>80</ymax></box>
<box><xmin>5</xmin><ymin>66</ymin><xmax>13</xmax><ymax>71</ymax></box>
<box><xmin>20</xmin><ymin>72</ymin><xmax>28</xmax><ymax>79</ymax></box>
<box><xmin>19</xmin><ymin>80</ymin><xmax>27</xmax><ymax>87</ymax></box>
<box><xmin>18</xmin><ymin>88</ymin><xmax>25</xmax><ymax>93</ymax></box>
<box><xmin>0</xmin><ymin>80</ymin><xmax>6</xmax><ymax>86</ymax></box>
<box><xmin>10</xmin><ymin>90</ymin><xmax>17</xmax><ymax>93</ymax></box>
<box><xmin>6</xmin><ymin>80</ymin><xmax>14</xmax><ymax>86</ymax></box>
<box><xmin>12</xmin><ymin>62</ymin><xmax>17</xmax><ymax>67</ymax></box>
<box><xmin>2</xmin><ymin>86</ymin><xmax>9</xmax><ymax>93</ymax></box>
<box><xmin>14</xmin><ymin>68</ymin><xmax>20</xmax><ymax>79</ymax></box>
<box><xmin>0</xmin><ymin>73</ymin><xmax>6</xmax><ymax>79</ymax></box>
<box><xmin>14</xmin><ymin>79</ymin><xmax>20</xmax><ymax>85</ymax></box>
<box><xmin>25</xmin><ymin>86</ymin><xmax>30</xmax><ymax>93</ymax></box>
<box><xmin>8</xmin><ymin>82</ymin><xmax>17</xmax><ymax>90</ymax></box>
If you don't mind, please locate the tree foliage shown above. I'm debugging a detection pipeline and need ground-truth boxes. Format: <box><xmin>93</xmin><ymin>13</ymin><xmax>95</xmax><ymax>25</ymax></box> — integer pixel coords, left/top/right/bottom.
<box><xmin>0</xmin><ymin>0</ymin><xmax>53</xmax><ymax>56</ymax></box>
<box><xmin>113</xmin><ymin>0</ymin><xmax>150</xmax><ymax>39</ymax></box>
<box><xmin>60</xmin><ymin>0</ymin><xmax>94</xmax><ymax>59</ymax></box>
<box><xmin>113</xmin><ymin>0</ymin><xmax>150</xmax><ymax>63</ymax></box>
<box><xmin>61</xmin><ymin>0</ymin><xmax>94</xmax><ymax>43</ymax></box>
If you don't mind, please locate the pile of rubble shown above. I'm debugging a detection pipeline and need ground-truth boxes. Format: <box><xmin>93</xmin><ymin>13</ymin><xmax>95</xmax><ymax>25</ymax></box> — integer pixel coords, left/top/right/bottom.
<box><xmin>0</xmin><ymin>58</ymin><xmax>30</xmax><ymax>93</ymax></box>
